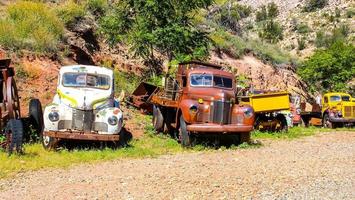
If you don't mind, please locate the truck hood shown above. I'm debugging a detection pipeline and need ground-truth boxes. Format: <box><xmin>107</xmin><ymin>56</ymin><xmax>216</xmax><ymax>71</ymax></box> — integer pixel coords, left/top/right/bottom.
<box><xmin>57</xmin><ymin>87</ymin><xmax>113</xmax><ymax>110</ymax></box>
<box><xmin>186</xmin><ymin>88</ymin><xmax>235</xmax><ymax>102</ymax></box>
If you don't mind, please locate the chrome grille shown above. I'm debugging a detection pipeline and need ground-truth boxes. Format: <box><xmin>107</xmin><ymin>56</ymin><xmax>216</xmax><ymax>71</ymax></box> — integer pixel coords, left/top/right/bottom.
<box><xmin>72</xmin><ymin>109</ymin><xmax>94</xmax><ymax>131</ymax></box>
<box><xmin>210</xmin><ymin>101</ymin><xmax>231</xmax><ymax>124</ymax></box>
<box><xmin>343</xmin><ymin>106</ymin><xmax>351</xmax><ymax>118</ymax></box>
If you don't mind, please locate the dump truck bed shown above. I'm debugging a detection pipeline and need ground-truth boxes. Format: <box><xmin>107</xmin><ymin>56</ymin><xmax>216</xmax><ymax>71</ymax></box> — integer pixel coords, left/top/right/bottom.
<box><xmin>240</xmin><ymin>91</ymin><xmax>290</xmax><ymax>113</ymax></box>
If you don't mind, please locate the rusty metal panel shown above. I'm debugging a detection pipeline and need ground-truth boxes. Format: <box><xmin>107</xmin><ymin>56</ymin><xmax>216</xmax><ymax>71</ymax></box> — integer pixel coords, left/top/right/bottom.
<box><xmin>44</xmin><ymin>131</ymin><xmax>119</xmax><ymax>141</ymax></box>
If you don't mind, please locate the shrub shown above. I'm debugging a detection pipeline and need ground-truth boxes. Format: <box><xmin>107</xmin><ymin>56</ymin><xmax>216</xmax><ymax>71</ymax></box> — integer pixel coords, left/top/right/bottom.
<box><xmin>267</xmin><ymin>2</ymin><xmax>279</xmax><ymax>18</ymax></box>
<box><xmin>295</xmin><ymin>23</ymin><xmax>310</xmax><ymax>34</ymax></box>
<box><xmin>258</xmin><ymin>20</ymin><xmax>283</xmax><ymax>43</ymax></box>
<box><xmin>303</xmin><ymin>0</ymin><xmax>328</xmax><ymax>12</ymax></box>
<box><xmin>315</xmin><ymin>31</ymin><xmax>327</xmax><ymax>47</ymax></box>
<box><xmin>56</xmin><ymin>0</ymin><xmax>86</xmax><ymax>26</ymax></box>
<box><xmin>255</xmin><ymin>5</ymin><xmax>267</xmax><ymax>22</ymax></box>
<box><xmin>86</xmin><ymin>0</ymin><xmax>108</xmax><ymax>15</ymax></box>
<box><xmin>346</xmin><ymin>8</ymin><xmax>354</xmax><ymax>18</ymax></box>
<box><xmin>297</xmin><ymin>41</ymin><xmax>355</xmax><ymax>93</ymax></box>
<box><xmin>213</xmin><ymin>3</ymin><xmax>251</xmax><ymax>32</ymax></box>
<box><xmin>297</xmin><ymin>37</ymin><xmax>306</xmax><ymax>50</ymax></box>
<box><xmin>255</xmin><ymin>2</ymin><xmax>279</xmax><ymax>22</ymax></box>
<box><xmin>0</xmin><ymin>1</ymin><xmax>64</xmax><ymax>53</ymax></box>
<box><xmin>315</xmin><ymin>25</ymin><xmax>349</xmax><ymax>48</ymax></box>
<box><xmin>335</xmin><ymin>7</ymin><xmax>341</xmax><ymax>18</ymax></box>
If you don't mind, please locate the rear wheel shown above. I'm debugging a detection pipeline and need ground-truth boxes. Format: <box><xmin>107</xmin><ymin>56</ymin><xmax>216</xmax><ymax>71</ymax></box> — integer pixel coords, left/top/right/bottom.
<box><xmin>276</xmin><ymin>114</ymin><xmax>288</xmax><ymax>132</ymax></box>
<box><xmin>152</xmin><ymin>105</ymin><xmax>164</xmax><ymax>132</ymax></box>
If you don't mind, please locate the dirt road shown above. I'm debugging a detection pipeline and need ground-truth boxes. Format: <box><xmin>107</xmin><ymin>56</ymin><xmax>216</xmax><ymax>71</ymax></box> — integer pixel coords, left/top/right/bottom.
<box><xmin>0</xmin><ymin>131</ymin><xmax>354</xmax><ymax>200</ymax></box>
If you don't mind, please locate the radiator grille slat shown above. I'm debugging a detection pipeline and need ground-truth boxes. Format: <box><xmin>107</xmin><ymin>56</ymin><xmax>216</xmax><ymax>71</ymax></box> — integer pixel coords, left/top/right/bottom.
<box><xmin>210</xmin><ymin>101</ymin><xmax>231</xmax><ymax>124</ymax></box>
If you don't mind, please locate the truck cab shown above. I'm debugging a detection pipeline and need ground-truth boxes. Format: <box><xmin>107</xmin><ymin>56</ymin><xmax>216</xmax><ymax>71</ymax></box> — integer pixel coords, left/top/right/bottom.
<box><xmin>42</xmin><ymin>65</ymin><xmax>123</xmax><ymax>149</ymax></box>
<box><xmin>148</xmin><ymin>61</ymin><xmax>255</xmax><ymax>146</ymax></box>
<box><xmin>322</xmin><ymin>92</ymin><xmax>355</xmax><ymax>128</ymax></box>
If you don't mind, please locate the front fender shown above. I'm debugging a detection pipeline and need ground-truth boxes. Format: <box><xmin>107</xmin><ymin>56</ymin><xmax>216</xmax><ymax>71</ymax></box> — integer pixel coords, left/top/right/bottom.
<box><xmin>178</xmin><ymin>99</ymin><xmax>199</xmax><ymax>123</ymax></box>
<box><xmin>95</xmin><ymin>107</ymin><xmax>123</xmax><ymax>134</ymax></box>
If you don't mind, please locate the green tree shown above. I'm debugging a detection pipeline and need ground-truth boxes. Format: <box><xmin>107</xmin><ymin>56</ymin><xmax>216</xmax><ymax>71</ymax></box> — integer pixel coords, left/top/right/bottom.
<box><xmin>100</xmin><ymin>0</ymin><xmax>213</xmax><ymax>70</ymax></box>
<box><xmin>297</xmin><ymin>42</ymin><xmax>355</xmax><ymax>93</ymax></box>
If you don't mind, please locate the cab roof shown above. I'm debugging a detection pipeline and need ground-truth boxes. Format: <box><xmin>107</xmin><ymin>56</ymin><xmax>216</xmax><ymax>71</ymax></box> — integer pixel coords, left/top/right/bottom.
<box><xmin>59</xmin><ymin>65</ymin><xmax>113</xmax><ymax>76</ymax></box>
<box><xmin>324</xmin><ymin>92</ymin><xmax>351</xmax><ymax>96</ymax></box>
<box><xmin>187</xmin><ymin>67</ymin><xmax>233</xmax><ymax>77</ymax></box>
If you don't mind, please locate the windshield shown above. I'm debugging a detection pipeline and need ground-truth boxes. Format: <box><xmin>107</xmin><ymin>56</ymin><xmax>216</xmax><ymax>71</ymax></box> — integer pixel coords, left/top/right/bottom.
<box><xmin>341</xmin><ymin>96</ymin><xmax>351</xmax><ymax>101</ymax></box>
<box><xmin>190</xmin><ymin>74</ymin><xmax>233</xmax><ymax>89</ymax></box>
<box><xmin>62</xmin><ymin>73</ymin><xmax>110</xmax><ymax>90</ymax></box>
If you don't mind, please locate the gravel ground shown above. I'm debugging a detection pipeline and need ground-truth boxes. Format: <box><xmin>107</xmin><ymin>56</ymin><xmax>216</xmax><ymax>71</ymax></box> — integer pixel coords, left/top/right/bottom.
<box><xmin>0</xmin><ymin>131</ymin><xmax>354</xmax><ymax>200</ymax></box>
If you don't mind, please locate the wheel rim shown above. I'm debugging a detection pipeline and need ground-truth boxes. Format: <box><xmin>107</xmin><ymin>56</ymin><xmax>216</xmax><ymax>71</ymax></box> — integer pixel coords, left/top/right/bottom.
<box><xmin>43</xmin><ymin>136</ymin><xmax>50</xmax><ymax>146</ymax></box>
<box><xmin>323</xmin><ymin>115</ymin><xmax>331</xmax><ymax>128</ymax></box>
<box><xmin>6</xmin><ymin>77</ymin><xmax>21</xmax><ymax>119</ymax></box>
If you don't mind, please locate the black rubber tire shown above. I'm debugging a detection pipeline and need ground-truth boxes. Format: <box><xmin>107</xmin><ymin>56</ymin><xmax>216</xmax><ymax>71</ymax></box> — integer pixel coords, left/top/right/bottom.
<box><xmin>5</xmin><ymin>119</ymin><xmax>24</xmax><ymax>154</ymax></box>
<box><xmin>276</xmin><ymin>114</ymin><xmax>288</xmax><ymax>132</ymax></box>
<box><xmin>119</xmin><ymin>120</ymin><xmax>128</xmax><ymax>147</ymax></box>
<box><xmin>28</xmin><ymin>98</ymin><xmax>44</xmax><ymax>138</ymax></box>
<box><xmin>152</xmin><ymin>105</ymin><xmax>164</xmax><ymax>132</ymax></box>
<box><xmin>323</xmin><ymin>113</ymin><xmax>334</xmax><ymax>129</ymax></box>
<box><xmin>179</xmin><ymin>115</ymin><xmax>193</xmax><ymax>147</ymax></box>
<box><xmin>239</xmin><ymin>132</ymin><xmax>251</xmax><ymax>144</ymax></box>
<box><xmin>42</xmin><ymin>134</ymin><xmax>58</xmax><ymax>150</ymax></box>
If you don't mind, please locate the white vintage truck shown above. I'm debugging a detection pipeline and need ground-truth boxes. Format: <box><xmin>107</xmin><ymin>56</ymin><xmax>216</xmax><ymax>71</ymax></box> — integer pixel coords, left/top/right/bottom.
<box><xmin>42</xmin><ymin>65</ymin><xmax>123</xmax><ymax>149</ymax></box>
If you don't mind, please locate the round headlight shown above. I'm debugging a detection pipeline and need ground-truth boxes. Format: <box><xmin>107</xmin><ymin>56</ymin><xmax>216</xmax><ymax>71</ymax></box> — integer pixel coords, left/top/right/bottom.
<box><xmin>189</xmin><ymin>105</ymin><xmax>198</xmax><ymax>114</ymax></box>
<box><xmin>243</xmin><ymin>107</ymin><xmax>254</xmax><ymax>118</ymax></box>
<box><xmin>48</xmin><ymin>112</ymin><xmax>59</xmax><ymax>122</ymax></box>
<box><xmin>108</xmin><ymin>116</ymin><xmax>118</xmax><ymax>126</ymax></box>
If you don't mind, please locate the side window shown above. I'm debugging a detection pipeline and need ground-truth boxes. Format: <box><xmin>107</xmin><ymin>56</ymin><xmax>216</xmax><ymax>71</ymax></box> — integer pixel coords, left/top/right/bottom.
<box><xmin>323</xmin><ymin>96</ymin><xmax>328</xmax><ymax>103</ymax></box>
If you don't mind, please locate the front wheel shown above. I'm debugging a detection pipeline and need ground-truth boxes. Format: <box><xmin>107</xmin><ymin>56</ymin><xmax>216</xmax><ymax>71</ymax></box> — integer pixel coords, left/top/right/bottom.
<box><xmin>179</xmin><ymin>115</ymin><xmax>193</xmax><ymax>147</ymax></box>
<box><xmin>323</xmin><ymin>113</ymin><xmax>334</xmax><ymax>129</ymax></box>
<box><xmin>240</xmin><ymin>132</ymin><xmax>251</xmax><ymax>144</ymax></box>
<box><xmin>42</xmin><ymin>134</ymin><xmax>58</xmax><ymax>150</ymax></box>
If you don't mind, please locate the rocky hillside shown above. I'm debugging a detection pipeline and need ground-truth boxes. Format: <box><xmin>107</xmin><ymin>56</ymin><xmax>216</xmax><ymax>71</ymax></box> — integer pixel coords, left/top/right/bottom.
<box><xmin>0</xmin><ymin>0</ymin><xmax>353</xmax><ymax>112</ymax></box>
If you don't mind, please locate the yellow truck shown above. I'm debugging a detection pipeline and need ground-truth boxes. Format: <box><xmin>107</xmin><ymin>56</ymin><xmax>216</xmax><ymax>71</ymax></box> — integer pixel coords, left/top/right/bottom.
<box><xmin>300</xmin><ymin>92</ymin><xmax>355</xmax><ymax>128</ymax></box>
<box><xmin>239</xmin><ymin>91</ymin><xmax>290</xmax><ymax>131</ymax></box>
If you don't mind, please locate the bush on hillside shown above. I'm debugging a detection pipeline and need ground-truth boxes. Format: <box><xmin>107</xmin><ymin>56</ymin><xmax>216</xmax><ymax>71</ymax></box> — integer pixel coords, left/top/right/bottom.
<box><xmin>210</xmin><ymin>29</ymin><xmax>292</xmax><ymax>64</ymax></box>
<box><xmin>56</xmin><ymin>0</ymin><xmax>86</xmax><ymax>25</ymax></box>
<box><xmin>213</xmin><ymin>3</ymin><xmax>252</xmax><ymax>33</ymax></box>
<box><xmin>315</xmin><ymin>24</ymin><xmax>349</xmax><ymax>48</ymax></box>
<box><xmin>258</xmin><ymin>20</ymin><xmax>283</xmax><ymax>43</ymax></box>
<box><xmin>86</xmin><ymin>0</ymin><xmax>108</xmax><ymax>15</ymax></box>
<box><xmin>267</xmin><ymin>2</ymin><xmax>279</xmax><ymax>18</ymax></box>
<box><xmin>297</xmin><ymin>41</ymin><xmax>354</xmax><ymax>93</ymax></box>
<box><xmin>0</xmin><ymin>1</ymin><xmax>64</xmax><ymax>53</ymax></box>
<box><xmin>255</xmin><ymin>5</ymin><xmax>267</xmax><ymax>22</ymax></box>
<box><xmin>255</xmin><ymin>2</ymin><xmax>279</xmax><ymax>22</ymax></box>
<box><xmin>303</xmin><ymin>0</ymin><xmax>328</xmax><ymax>12</ymax></box>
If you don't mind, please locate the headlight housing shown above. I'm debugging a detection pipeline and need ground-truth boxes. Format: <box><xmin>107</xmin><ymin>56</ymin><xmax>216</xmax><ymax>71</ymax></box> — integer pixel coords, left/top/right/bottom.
<box><xmin>48</xmin><ymin>112</ymin><xmax>59</xmax><ymax>122</ymax></box>
<box><xmin>108</xmin><ymin>116</ymin><xmax>118</xmax><ymax>126</ymax></box>
<box><xmin>189</xmin><ymin>105</ymin><xmax>198</xmax><ymax>114</ymax></box>
<box><xmin>243</xmin><ymin>107</ymin><xmax>254</xmax><ymax>118</ymax></box>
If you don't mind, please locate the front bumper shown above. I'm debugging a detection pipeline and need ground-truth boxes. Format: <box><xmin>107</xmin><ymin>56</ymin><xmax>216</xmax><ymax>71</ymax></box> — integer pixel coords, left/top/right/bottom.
<box><xmin>44</xmin><ymin>131</ymin><xmax>119</xmax><ymax>141</ymax></box>
<box><xmin>186</xmin><ymin>124</ymin><xmax>253</xmax><ymax>133</ymax></box>
<box><xmin>329</xmin><ymin>117</ymin><xmax>355</xmax><ymax>123</ymax></box>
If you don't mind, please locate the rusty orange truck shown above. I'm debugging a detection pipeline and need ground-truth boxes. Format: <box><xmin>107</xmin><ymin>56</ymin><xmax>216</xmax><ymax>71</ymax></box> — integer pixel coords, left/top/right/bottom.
<box><xmin>129</xmin><ymin>61</ymin><xmax>255</xmax><ymax>146</ymax></box>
